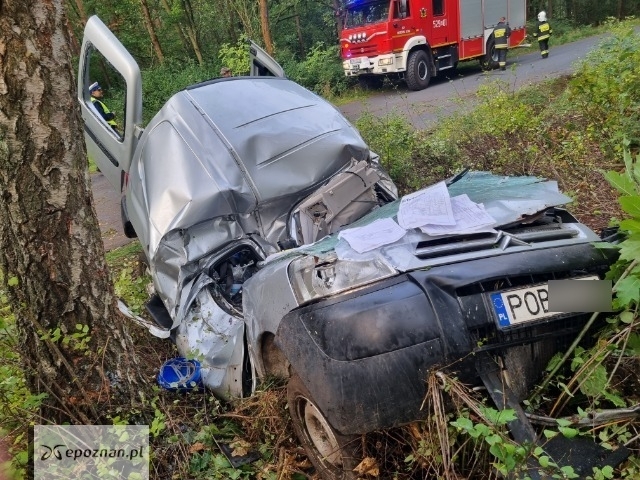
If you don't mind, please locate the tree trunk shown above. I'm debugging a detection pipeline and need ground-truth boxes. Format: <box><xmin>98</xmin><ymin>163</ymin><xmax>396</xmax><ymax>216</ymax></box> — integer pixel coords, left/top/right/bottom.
<box><xmin>0</xmin><ymin>0</ymin><xmax>145</xmax><ymax>424</ymax></box>
<box><xmin>181</xmin><ymin>0</ymin><xmax>204</xmax><ymax>66</ymax></box>
<box><xmin>294</xmin><ymin>5</ymin><xmax>305</xmax><ymax>56</ymax></box>
<box><xmin>160</xmin><ymin>0</ymin><xmax>204</xmax><ymax>65</ymax></box>
<box><xmin>258</xmin><ymin>0</ymin><xmax>274</xmax><ymax>54</ymax></box>
<box><xmin>334</xmin><ymin>0</ymin><xmax>343</xmax><ymax>35</ymax></box>
<box><xmin>140</xmin><ymin>0</ymin><xmax>166</xmax><ymax>64</ymax></box>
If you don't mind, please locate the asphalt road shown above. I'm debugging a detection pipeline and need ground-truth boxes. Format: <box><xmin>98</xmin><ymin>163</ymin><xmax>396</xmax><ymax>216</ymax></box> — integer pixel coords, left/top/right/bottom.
<box><xmin>340</xmin><ymin>34</ymin><xmax>606</xmax><ymax>128</ymax></box>
<box><xmin>92</xmin><ymin>33</ymin><xmax>608</xmax><ymax>251</ymax></box>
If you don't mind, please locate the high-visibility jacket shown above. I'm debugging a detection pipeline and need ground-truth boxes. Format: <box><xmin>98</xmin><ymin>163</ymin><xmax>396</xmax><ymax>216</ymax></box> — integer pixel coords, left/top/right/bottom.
<box><xmin>494</xmin><ymin>21</ymin><xmax>511</xmax><ymax>49</ymax></box>
<box><xmin>91</xmin><ymin>97</ymin><xmax>118</xmax><ymax>128</ymax></box>
<box><xmin>533</xmin><ymin>21</ymin><xmax>552</xmax><ymax>41</ymax></box>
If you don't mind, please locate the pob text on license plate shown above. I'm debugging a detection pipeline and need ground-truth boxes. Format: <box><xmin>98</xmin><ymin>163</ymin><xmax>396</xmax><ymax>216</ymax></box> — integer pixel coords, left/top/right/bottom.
<box><xmin>491</xmin><ymin>276</ymin><xmax>599</xmax><ymax>328</ymax></box>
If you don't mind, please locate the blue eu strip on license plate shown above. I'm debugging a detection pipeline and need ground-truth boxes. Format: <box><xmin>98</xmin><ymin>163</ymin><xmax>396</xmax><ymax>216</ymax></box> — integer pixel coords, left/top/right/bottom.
<box><xmin>491</xmin><ymin>284</ymin><xmax>554</xmax><ymax>328</ymax></box>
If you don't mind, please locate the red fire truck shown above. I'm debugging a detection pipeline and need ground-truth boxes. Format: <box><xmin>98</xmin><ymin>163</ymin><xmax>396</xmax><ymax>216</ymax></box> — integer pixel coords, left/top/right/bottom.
<box><xmin>340</xmin><ymin>0</ymin><xmax>526</xmax><ymax>90</ymax></box>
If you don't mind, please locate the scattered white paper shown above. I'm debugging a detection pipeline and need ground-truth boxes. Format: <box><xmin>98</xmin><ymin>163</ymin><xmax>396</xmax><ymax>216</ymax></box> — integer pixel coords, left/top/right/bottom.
<box><xmin>397</xmin><ymin>181</ymin><xmax>455</xmax><ymax>229</ymax></box>
<box><xmin>338</xmin><ymin>218</ymin><xmax>407</xmax><ymax>253</ymax></box>
<box><xmin>420</xmin><ymin>194</ymin><xmax>496</xmax><ymax>236</ymax></box>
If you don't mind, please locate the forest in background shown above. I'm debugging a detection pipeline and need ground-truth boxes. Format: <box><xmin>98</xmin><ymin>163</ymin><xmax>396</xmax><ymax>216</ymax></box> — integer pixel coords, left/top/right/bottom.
<box><xmin>65</xmin><ymin>0</ymin><xmax>640</xmax><ymax>117</ymax></box>
<box><xmin>1</xmin><ymin>0</ymin><xmax>640</xmax><ymax>477</ymax></box>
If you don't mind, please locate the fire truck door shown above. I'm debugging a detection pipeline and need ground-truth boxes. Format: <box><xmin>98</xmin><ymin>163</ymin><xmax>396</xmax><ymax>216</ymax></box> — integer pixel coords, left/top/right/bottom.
<box><xmin>391</xmin><ymin>0</ymin><xmax>422</xmax><ymax>52</ymax></box>
<box><xmin>429</xmin><ymin>0</ymin><xmax>450</xmax><ymax>45</ymax></box>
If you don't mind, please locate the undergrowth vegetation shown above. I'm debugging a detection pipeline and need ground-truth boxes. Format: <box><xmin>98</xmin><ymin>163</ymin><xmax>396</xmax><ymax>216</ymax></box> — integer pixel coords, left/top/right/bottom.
<box><xmin>2</xmin><ymin>21</ymin><xmax>640</xmax><ymax>480</ymax></box>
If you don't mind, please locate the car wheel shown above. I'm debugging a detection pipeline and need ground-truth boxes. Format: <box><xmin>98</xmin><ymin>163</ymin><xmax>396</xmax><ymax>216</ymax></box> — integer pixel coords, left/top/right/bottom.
<box><xmin>287</xmin><ymin>374</ymin><xmax>360</xmax><ymax>480</ymax></box>
<box><xmin>121</xmin><ymin>195</ymin><xmax>137</xmax><ymax>238</ymax></box>
<box><xmin>479</xmin><ymin>36</ymin><xmax>498</xmax><ymax>70</ymax></box>
<box><xmin>405</xmin><ymin>50</ymin><xmax>431</xmax><ymax>91</ymax></box>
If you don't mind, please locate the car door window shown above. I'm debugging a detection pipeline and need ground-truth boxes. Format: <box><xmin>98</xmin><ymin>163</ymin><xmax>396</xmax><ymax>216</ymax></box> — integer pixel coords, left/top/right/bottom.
<box><xmin>83</xmin><ymin>48</ymin><xmax>127</xmax><ymax>141</ymax></box>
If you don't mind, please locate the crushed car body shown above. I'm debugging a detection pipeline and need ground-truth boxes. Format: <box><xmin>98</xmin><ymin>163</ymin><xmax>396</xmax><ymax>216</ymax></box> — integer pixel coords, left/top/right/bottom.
<box><xmin>80</xmin><ymin>16</ymin><xmax>619</xmax><ymax>478</ymax></box>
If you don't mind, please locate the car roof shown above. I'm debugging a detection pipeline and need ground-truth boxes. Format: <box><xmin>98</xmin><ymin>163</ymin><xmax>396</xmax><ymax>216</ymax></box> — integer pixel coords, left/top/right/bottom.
<box><xmin>179</xmin><ymin>77</ymin><xmax>369</xmax><ymax>202</ymax></box>
<box><xmin>133</xmin><ymin>76</ymin><xmax>371</xmax><ymax>258</ymax></box>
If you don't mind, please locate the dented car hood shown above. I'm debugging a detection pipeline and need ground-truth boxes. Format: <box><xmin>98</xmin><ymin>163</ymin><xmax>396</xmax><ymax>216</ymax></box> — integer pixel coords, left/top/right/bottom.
<box><xmin>126</xmin><ymin>77</ymin><xmax>375</xmax><ymax>320</ymax></box>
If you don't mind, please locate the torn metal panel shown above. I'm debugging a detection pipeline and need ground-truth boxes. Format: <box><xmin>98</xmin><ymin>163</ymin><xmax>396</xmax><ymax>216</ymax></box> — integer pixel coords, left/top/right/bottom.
<box><xmin>127</xmin><ymin>77</ymin><xmax>374</xmax><ymax>325</ymax></box>
<box><xmin>175</xmin><ymin>285</ymin><xmax>245</xmax><ymax>398</ymax></box>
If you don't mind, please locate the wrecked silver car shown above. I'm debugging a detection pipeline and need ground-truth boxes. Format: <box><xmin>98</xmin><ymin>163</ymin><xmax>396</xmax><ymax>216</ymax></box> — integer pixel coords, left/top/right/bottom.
<box><xmin>80</xmin><ymin>16</ymin><xmax>618</xmax><ymax>479</ymax></box>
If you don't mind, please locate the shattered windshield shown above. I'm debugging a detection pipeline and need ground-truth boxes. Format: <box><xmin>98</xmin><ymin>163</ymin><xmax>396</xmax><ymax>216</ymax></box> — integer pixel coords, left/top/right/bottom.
<box><xmin>345</xmin><ymin>0</ymin><xmax>390</xmax><ymax>28</ymax></box>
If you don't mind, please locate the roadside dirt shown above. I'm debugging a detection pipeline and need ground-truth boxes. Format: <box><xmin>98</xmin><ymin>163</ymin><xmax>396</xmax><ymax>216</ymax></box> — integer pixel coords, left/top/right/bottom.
<box><xmin>91</xmin><ymin>172</ymin><xmax>134</xmax><ymax>251</ymax></box>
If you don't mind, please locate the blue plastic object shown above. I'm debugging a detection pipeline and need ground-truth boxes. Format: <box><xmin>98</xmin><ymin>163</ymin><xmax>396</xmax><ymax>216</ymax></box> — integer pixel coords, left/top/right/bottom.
<box><xmin>157</xmin><ymin>357</ymin><xmax>203</xmax><ymax>391</ymax></box>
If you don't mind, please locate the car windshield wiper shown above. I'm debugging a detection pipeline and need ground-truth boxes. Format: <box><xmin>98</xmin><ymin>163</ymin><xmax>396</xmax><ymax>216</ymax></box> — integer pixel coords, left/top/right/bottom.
<box><xmin>445</xmin><ymin>167</ymin><xmax>470</xmax><ymax>187</ymax></box>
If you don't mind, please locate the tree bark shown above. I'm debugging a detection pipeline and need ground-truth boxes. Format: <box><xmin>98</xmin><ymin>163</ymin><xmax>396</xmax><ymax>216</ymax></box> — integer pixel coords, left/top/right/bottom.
<box><xmin>140</xmin><ymin>0</ymin><xmax>166</xmax><ymax>64</ymax></box>
<box><xmin>258</xmin><ymin>0</ymin><xmax>275</xmax><ymax>54</ymax></box>
<box><xmin>0</xmin><ymin>0</ymin><xmax>145</xmax><ymax>424</ymax></box>
<box><xmin>181</xmin><ymin>0</ymin><xmax>204</xmax><ymax>66</ymax></box>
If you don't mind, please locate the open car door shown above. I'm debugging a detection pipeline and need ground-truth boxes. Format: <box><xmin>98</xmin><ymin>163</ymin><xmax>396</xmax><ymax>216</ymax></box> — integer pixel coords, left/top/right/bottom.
<box><xmin>249</xmin><ymin>41</ymin><xmax>285</xmax><ymax>77</ymax></box>
<box><xmin>78</xmin><ymin>16</ymin><xmax>143</xmax><ymax>192</ymax></box>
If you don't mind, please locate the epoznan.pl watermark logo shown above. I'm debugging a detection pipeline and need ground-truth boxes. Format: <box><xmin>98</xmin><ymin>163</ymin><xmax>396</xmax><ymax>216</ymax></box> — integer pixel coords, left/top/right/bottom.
<box><xmin>40</xmin><ymin>443</ymin><xmax>146</xmax><ymax>462</ymax></box>
<box><xmin>34</xmin><ymin>425</ymin><xmax>149</xmax><ymax>479</ymax></box>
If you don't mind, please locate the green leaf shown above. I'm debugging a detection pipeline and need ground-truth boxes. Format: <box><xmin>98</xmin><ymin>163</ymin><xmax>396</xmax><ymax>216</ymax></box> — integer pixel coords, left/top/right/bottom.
<box><xmin>450</xmin><ymin>417</ymin><xmax>474</xmax><ymax>431</ymax></box>
<box><xmin>579</xmin><ymin>364</ymin><xmax>609</xmax><ymax>397</ymax></box>
<box><xmin>560</xmin><ymin>465</ymin><xmax>579</xmax><ymax>479</ymax></box>
<box><xmin>619</xmin><ymin>196</ymin><xmax>640</xmax><ymax>217</ymax></box>
<box><xmin>556</xmin><ymin>418</ymin><xmax>572</xmax><ymax>428</ymax></box>
<box><xmin>603</xmin><ymin>390</ymin><xmax>627</xmax><ymax>407</ymax></box>
<box><xmin>558</xmin><ymin>426</ymin><xmax>579</xmax><ymax>438</ymax></box>
<box><xmin>539</xmin><ymin>455</ymin><xmax>551</xmax><ymax>468</ymax></box>
<box><xmin>614</xmin><ymin>275</ymin><xmax>640</xmax><ymax>306</ymax></box>
<box><xmin>604</xmin><ymin>170</ymin><xmax>637</xmax><ymax>196</ymax></box>
<box><xmin>543</xmin><ymin>430</ymin><xmax>559</xmax><ymax>439</ymax></box>
<box><xmin>619</xmin><ymin>218</ymin><xmax>640</xmax><ymax>232</ymax></box>
<box><xmin>625</xmin><ymin>332</ymin><xmax>640</xmax><ymax>355</ymax></box>
<box><xmin>618</xmin><ymin>239</ymin><xmax>640</xmax><ymax>261</ymax></box>
<box><xmin>7</xmin><ymin>276</ymin><xmax>18</xmax><ymax>287</ymax></box>
<box><xmin>619</xmin><ymin>311</ymin><xmax>634</xmax><ymax>324</ymax></box>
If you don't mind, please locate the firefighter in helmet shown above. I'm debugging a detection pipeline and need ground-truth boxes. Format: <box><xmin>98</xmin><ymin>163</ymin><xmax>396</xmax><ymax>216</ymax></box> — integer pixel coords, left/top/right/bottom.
<box><xmin>493</xmin><ymin>17</ymin><xmax>511</xmax><ymax>71</ymax></box>
<box><xmin>533</xmin><ymin>11</ymin><xmax>553</xmax><ymax>58</ymax></box>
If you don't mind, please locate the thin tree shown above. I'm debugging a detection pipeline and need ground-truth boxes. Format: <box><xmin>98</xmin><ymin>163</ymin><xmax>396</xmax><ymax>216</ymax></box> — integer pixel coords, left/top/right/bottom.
<box><xmin>259</xmin><ymin>0</ymin><xmax>275</xmax><ymax>54</ymax></box>
<box><xmin>140</xmin><ymin>0</ymin><xmax>166</xmax><ymax>64</ymax></box>
<box><xmin>0</xmin><ymin>0</ymin><xmax>146</xmax><ymax>424</ymax></box>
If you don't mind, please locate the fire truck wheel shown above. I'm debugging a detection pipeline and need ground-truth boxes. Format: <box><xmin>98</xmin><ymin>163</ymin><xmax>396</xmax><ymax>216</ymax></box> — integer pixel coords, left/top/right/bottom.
<box><xmin>406</xmin><ymin>50</ymin><xmax>431</xmax><ymax>91</ymax></box>
<box><xmin>480</xmin><ymin>36</ymin><xmax>499</xmax><ymax>70</ymax></box>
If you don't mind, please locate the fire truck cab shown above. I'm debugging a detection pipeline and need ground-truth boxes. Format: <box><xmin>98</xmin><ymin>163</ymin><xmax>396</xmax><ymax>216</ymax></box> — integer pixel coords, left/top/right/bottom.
<box><xmin>341</xmin><ymin>0</ymin><xmax>526</xmax><ymax>90</ymax></box>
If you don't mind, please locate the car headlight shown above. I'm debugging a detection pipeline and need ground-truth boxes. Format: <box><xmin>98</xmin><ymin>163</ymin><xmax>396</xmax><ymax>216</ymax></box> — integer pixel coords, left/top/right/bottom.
<box><xmin>378</xmin><ymin>58</ymin><xmax>393</xmax><ymax>66</ymax></box>
<box><xmin>288</xmin><ymin>252</ymin><xmax>397</xmax><ymax>304</ymax></box>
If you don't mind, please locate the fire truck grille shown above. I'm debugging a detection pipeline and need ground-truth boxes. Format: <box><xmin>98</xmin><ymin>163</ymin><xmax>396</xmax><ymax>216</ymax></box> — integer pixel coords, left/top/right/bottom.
<box><xmin>347</xmin><ymin>45</ymin><xmax>379</xmax><ymax>56</ymax></box>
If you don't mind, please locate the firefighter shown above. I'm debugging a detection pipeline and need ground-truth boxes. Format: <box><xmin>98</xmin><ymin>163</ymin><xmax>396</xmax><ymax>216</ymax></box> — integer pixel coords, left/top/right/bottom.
<box><xmin>493</xmin><ymin>17</ymin><xmax>511</xmax><ymax>71</ymax></box>
<box><xmin>533</xmin><ymin>11</ymin><xmax>552</xmax><ymax>58</ymax></box>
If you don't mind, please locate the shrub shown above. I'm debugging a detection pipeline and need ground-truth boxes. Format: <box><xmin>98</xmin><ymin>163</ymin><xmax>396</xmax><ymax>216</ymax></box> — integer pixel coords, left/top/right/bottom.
<box><xmin>568</xmin><ymin>21</ymin><xmax>640</xmax><ymax>155</ymax></box>
<box><xmin>282</xmin><ymin>43</ymin><xmax>350</xmax><ymax>98</ymax></box>
<box><xmin>355</xmin><ymin>112</ymin><xmax>419</xmax><ymax>193</ymax></box>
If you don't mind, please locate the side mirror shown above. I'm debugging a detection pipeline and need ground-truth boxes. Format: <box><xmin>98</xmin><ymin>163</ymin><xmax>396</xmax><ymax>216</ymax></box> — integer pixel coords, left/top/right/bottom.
<box><xmin>400</xmin><ymin>0</ymin><xmax>407</xmax><ymax>17</ymax></box>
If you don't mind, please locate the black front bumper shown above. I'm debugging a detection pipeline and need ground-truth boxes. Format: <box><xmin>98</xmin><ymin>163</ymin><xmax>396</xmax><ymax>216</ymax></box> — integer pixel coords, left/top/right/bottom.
<box><xmin>276</xmin><ymin>242</ymin><xmax>616</xmax><ymax>435</ymax></box>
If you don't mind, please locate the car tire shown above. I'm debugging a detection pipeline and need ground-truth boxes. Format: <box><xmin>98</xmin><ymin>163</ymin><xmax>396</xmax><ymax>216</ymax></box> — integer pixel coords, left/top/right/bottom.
<box><xmin>405</xmin><ymin>50</ymin><xmax>431</xmax><ymax>91</ymax></box>
<box><xmin>121</xmin><ymin>195</ymin><xmax>137</xmax><ymax>238</ymax></box>
<box><xmin>479</xmin><ymin>36</ymin><xmax>498</xmax><ymax>70</ymax></box>
<box><xmin>287</xmin><ymin>374</ymin><xmax>360</xmax><ymax>480</ymax></box>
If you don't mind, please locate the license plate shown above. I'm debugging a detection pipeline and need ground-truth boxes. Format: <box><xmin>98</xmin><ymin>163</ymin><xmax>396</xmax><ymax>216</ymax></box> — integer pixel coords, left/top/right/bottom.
<box><xmin>491</xmin><ymin>276</ymin><xmax>599</xmax><ymax>328</ymax></box>
<box><xmin>350</xmin><ymin>58</ymin><xmax>361</xmax><ymax>65</ymax></box>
